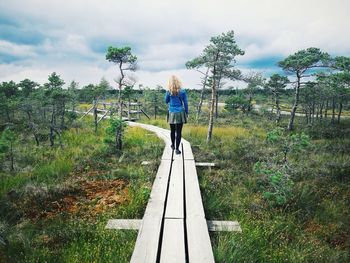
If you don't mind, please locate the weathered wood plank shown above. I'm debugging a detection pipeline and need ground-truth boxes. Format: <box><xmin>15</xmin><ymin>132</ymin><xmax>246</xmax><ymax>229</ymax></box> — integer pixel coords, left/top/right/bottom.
<box><xmin>127</xmin><ymin>121</ymin><xmax>215</xmax><ymax>262</ymax></box>
<box><xmin>182</xmin><ymin>140</ymin><xmax>194</xmax><ymax>160</ymax></box>
<box><xmin>105</xmin><ymin>218</ymin><xmax>242</xmax><ymax>232</ymax></box>
<box><xmin>130</xmin><ymin>160</ymin><xmax>171</xmax><ymax>262</ymax></box>
<box><xmin>165</xmin><ymin>159</ymin><xmax>184</xmax><ymax>219</ymax></box>
<box><xmin>161</xmin><ymin>142</ymin><xmax>174</xmax><ymax>160</ymax></box>
<box><xmin>207</xmin><ymin>220</ymin><xmax>242</xmax><ymax>232</ymax></box>
<box><xmin>105</xmin><ymin>219</ymin><xmax>141</xmax><ymax>230</ymax></box>
<box><xmin>130</xmin><ymin>215</ymin><xmax>163</xmax><ymax>263</ymax></box>
<box><xmin>196</xmin><ymin>162</ymin><xmax>216</xmax><ymax>167</ymax></box>
<box><xmin>160</xmin><ymin>219</ymin><xmax>186</xmax><ymax>262</ymax></box>
<box><xmin>184</xmin><ymin>158</ymin><xmax>215</xmax><ymax>262</ymax></box>
<box><xmin>184</xmin><ymin>160</ymin><xmax>205</xmax><ymax>218</ymax></box>
<box><xmin>186</xmin><ymin>216</ymin><xmax>215</xmax><ymax>263</ymax></box>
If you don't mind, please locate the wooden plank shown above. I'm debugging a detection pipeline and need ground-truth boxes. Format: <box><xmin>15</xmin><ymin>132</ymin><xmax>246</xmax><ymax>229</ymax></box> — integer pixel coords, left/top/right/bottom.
<box><xmin>97</xmin><ymin>112</ymin><xmax>108</xmax><ymax>123</ymax></box>
<box><xmin>207</xmin><ymin>220</ymin><xmax>242</xmax><ymax>232</ymax></box>
<box><xmin>184</xmin><ymin>160</ymin><xmax>205</xmax><ymax>218</ymax></box>
<box><xmin>142</xmin><ymin>160</ymin><xmax>171</xmax><ymax>217</ymax></box>
<box><xmin>165</xmin><ymin>159</ymin><xmax>184</xmax><ymax>219</ymax></box>
<box><xmin>182</xmin><ymin>140</ymin><xmax>194</xmax><ymax>160</ymax></box>
<box><xmin>130</xmin><ymin>159</ymin><xmax>171</xmax><ymax>262</ymax></box>
<box><xmin>126</xmin><ymin>121</ymin><xmax>215</xmax><ymax>262</ymax></box>
<box><xmin>184</xmin><ymin>158</ymin><xmax>215</xmax><ymax>262</ymax></box>
<box><xmin>78</xmin><ymin>106</ymin><xmax>94</xmax><ymax>119</ymax></box>
<box><xmin>130</xmin><ymin>215</ymin><xmax>163</xmax><ymax>263</ymax></box>
<box><xmin>186</xmin><ymin>216</ymin><xmax>215</xmax><ymax>263</ymax></box>
<box><xmin>161</xmin><ymin>142</ymin><xmax>174</xmax><ymax>160</ymax></box>
<box><xmin>160</xmin><ymin>219</ymin><xmax>186</xmax><ymax>262</ymax></box>
<box><xmin>105</xmin><ymin>219</ymin><xmax>141</xmax><ymax>230</ymax></box>
<box><xmin>196</xmin><ymin>162</ymin><xmax>216</xmax><ymax>167</ymax></box>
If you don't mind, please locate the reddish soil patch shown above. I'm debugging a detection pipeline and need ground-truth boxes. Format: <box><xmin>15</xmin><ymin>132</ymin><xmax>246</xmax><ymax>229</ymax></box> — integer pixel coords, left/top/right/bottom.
<box><xmin>26</xmin><ymin>179</ymin><xmax>128</xmax><ymax>220</ymax></box>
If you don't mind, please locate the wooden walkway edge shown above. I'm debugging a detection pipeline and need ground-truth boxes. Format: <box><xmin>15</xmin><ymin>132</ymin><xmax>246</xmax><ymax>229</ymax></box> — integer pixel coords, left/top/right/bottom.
<box><xmin>127</xmin><ymin>122</ymin><xmax>214</xmax><ymax>263</ymax></box>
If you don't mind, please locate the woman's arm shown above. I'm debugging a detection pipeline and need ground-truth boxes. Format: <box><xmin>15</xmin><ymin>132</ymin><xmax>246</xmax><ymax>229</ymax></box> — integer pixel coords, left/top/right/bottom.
<box><xmin>182</xmin><ymin>90</ymin><xmax>189</xmax><ymax>114</ymax></box>
<box><xmin>165</xmin><ymin>90</ymin><xmax>170</xmax><ymax>104</ymax></box>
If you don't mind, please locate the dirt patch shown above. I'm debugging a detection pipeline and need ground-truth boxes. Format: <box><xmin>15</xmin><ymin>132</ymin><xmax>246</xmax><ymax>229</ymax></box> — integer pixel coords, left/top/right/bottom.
<box><xmin>82</xmin><ymin>179</ymin><xmax>129</xmax><ymax>211</ymax></box>
<box><xmin>26</xmin><ymin>179</ymin><xmax>128</xmax><ymax>220</ymax></box>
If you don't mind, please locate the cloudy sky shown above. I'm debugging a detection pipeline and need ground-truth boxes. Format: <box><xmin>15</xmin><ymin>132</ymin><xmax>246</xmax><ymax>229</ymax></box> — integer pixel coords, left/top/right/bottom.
<box><xmin>0</xmin><ymin>0</ymin><xmax>349</xmax><ymax>89</ymax></box>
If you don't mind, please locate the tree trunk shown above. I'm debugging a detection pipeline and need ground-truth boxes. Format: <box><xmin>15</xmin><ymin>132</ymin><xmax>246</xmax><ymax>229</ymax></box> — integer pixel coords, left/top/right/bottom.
<box><xmin>325</xmin><ymin>100</ymin><xmax>328</xmax><ymax>121</ymax></box>
<box><xmin>276</xmin><ymin>94</ymin><xmax>281</xmax><ymax>123</ymax></box>
<box><xmin>60</xmin><ymin>100</ymin><xmax>66</xmax><ymax>130</ymax></box>
<box><xmin>207</xmin><ymin>52</ymin><xmax>219</xmax><ymax>143</ymax></box>
<box><xmin>10</xmin><ymin>140</ymin><xmax>14</xmax><ymax>172</ymax></box>
<box><xmin>52</xmin><ymin>127</ymin><xmax>63</xmax><ymax>148</ymax></box>
<box><xmin>118</xmin><ymin>62</ymin><xmax>125</xmax><ymax>119</ymax></box>
<box><xmin>331</xmin><ymin>96</ymin><xmax>336</xmax><ymax>126</ymax></box>
<box><xmin>247</xmin><ymin>94</ymin><xmax>252</xmax><ymax>112</ymax></box>
<box><xmin>115</xmin><ymin>129</ymin><xmax>122</xmax><ymax>155</ymax></box>
<box><xmin>215</xmin><ymin>89</ymin><xmax>219</xmax><ymax>119</ymax></box>
<box><xmin>337</xmin><ymin>101</ymin><xmax>342</xmax><ymax>124</ymax></box>
<box><xmin>207</xmin><ymin>85</ymin><xmax>216</xmax><ymax>143</ymax></box>
<box><xmin>319</xmin><ymin>101</ymin><xmax>324</xmax><ymax>121</ymax></box>
<box><xmin>287</xmin><ymin>74</ymin><xmax>301</xmax><ymax>131</ymax></box>
<box><xmin>93</xmin><ymin>100</ymin><xmax>98</xmax><ymax>133</ymax></box>
<box><xmin>50</xmin><ymin>106</ymin><xmax>55</xmax><ymax>147</ymax></box>
<box><xmin>26</xmin><ymin>111</ymin><xmax>40</xmax><ymax>146</ymax></box>
<box><xmin>304</xmin><ymin>109</ymin><xmax>309</xmax><ymax>124</ymax></box>
<box><xmin>196</xmin><ymin>88</ymin><xmax>205</xmax><ymax>121</ymax></box>
<box><xmin>196</xmin><ymin>68</ymin><xmax>209</xmax><ymax>122</ymax></box>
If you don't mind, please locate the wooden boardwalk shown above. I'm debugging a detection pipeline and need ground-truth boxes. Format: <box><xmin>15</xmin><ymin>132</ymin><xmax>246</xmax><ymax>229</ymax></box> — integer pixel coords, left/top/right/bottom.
<box><xmin>127</xmin><ymin>122</ymin><xmax>215</xmax><ymax>263</ymax></box>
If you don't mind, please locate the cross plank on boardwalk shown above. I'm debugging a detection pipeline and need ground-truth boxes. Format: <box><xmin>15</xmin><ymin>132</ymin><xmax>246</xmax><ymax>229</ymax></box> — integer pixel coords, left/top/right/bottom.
<box><xmin>105</xmin><ymin>219</ymin><xmax>141</xmax><ymax>230</ymax></box>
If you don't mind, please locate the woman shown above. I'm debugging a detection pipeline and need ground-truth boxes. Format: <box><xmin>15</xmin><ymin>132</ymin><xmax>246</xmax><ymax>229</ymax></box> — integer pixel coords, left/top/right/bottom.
<box><xmin>165</xmin><ymin>75</ymin><xmax>189</xmax><ymax>155</ymax></box>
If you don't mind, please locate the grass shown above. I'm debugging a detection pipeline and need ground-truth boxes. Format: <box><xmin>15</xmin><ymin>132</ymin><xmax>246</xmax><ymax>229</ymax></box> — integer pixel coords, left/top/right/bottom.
<box><xmin>142</xmin><ymin>111</ymin><xmax>350</xmax><ymax>262</ymax></box>
<box><xmin>0</xmin><ymin>115</ymin><xmax>164</xmax><ymax>262</ymax></box>
<box><xmin>2</xmin><ymin>105</ymin><xmax>349</xmax><ymax>262</ymax></box>
<box><xmin>194</xmin><ymin>115</ymin><xmax>350</xmax><ymax>262</ymax></box>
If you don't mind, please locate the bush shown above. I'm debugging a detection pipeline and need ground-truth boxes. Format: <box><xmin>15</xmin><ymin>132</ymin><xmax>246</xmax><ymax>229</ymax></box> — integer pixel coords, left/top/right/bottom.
<box><xmin>266</xmin><ymin>128</ymin><xmax>310</xmax><ymax>163</ymax></box>
<box><xmin>103</xmin><ymin>118</ymin><xmax>127</xmax><ymax>155</ymax></box>
<box><xmin>254</xmin><ymin>161</ymin><xmax>294</xmax><ymax>206</ymax></box>
<box><xmin>225</xmin><ymin>95</ymin><xmax>250</xmax><ymax>113</ymax></box>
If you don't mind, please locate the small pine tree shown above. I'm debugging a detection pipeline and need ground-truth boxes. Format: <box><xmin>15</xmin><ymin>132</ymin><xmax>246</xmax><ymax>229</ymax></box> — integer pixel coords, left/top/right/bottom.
<box><xmin>0</xmin><ymin>127</ymin><xmax>16</xmax><ymax>172</ymax></box>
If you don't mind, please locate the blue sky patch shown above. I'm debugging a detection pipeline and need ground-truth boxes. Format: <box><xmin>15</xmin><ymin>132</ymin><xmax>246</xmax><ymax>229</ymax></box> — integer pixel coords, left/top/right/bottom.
<box><xmin>242</xmin><ymin>56</ymin><xmax>283</xmax><ymax>69</ymax></box>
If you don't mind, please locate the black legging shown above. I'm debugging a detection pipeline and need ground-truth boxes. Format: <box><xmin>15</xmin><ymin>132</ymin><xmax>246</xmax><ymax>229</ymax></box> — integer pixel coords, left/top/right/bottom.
<box><xmin>170</xmin><ymin>123</ymin><xmax>183</xmax><ymax>150</ymax></box>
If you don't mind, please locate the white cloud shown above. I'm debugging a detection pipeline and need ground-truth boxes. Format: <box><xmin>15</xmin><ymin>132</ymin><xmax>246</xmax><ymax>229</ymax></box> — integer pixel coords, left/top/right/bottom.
<box><xmin>0</xmin><ymin>0</ymin><xmax>349</xmax><ymax>87</ymax></box>
<box><xmin>0</xmin><ymin>40</ymin><xmax>37</xmax><ymax>58</ymax></box>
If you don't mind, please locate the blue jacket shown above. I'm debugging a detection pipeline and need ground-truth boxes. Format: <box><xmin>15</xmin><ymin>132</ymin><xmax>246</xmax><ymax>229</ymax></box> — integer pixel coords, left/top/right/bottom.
<box><xmin>165</xmin><ymin>89</ymin><xmax>189</xmax><ymax>114</ymax></box>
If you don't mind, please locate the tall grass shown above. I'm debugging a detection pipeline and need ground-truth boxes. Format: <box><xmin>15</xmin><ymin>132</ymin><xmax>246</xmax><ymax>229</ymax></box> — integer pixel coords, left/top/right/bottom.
<box><xmin>0</xmin><ymin>116</ymin><xmax>164</xmax><ymax>262</ymax></box>
<box><xmin>189</xmin><ymin>116</ymin><xmax>350</xmax><ymax>262</ymax></box>
<box><xmin>0</xmin><ymin>118</ymin><xmax>105</xmax><ymax>198</ymax></box>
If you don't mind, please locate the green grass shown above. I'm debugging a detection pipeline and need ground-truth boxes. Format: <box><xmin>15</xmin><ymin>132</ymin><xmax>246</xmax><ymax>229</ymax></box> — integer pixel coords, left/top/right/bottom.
<box><xmin>147</xmin><ymin>111</ymin><xmax>349</xmax><ymax>262</ymax></box>
<box><xmin>0</xmin><ymin>116</ymin><xmax>164</xmax><ymax>262</ymax></box>
<box><xmin>2</xmin><ymin>107</ymin><xmax>349</xmax><ymax>262</ymax></box>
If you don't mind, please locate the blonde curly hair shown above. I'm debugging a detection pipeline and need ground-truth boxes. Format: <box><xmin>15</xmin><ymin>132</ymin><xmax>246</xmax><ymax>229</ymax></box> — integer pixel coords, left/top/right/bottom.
<box><xmin>167</xmin><ymin>75</ymin><xmax>182</xmax><ymax>95</ymax></box>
